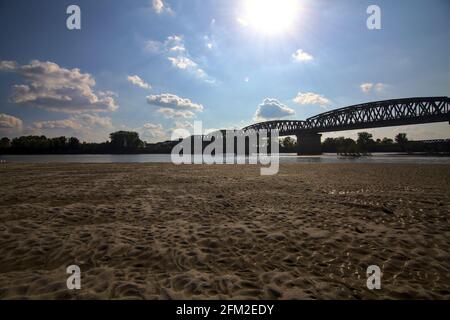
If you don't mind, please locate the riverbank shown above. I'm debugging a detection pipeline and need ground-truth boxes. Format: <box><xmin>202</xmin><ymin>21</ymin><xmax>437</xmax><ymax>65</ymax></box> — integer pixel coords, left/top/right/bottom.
<box><xmin>0</xmin><ymin>163</ymin><xmax>449</xmax><ymax>299</ymax></box>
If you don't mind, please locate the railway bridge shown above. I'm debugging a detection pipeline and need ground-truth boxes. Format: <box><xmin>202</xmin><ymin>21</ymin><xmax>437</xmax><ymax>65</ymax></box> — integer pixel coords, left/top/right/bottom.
<box><xmin>242</xmin><ymin>97</ymin><xmax>450</xmax><ymax>154</ymax></box>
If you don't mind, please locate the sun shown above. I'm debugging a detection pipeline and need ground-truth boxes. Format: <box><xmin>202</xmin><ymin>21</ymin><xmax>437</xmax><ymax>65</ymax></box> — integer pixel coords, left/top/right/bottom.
<box><xmin>240</xmin><ymin>0</ymin><xmax>300</xmax><ymax>35</ymax></box>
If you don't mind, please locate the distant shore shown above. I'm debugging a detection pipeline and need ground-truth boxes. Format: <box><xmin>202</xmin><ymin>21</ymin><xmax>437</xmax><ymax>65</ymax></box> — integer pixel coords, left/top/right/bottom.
<box><xmin>0</xmin><ymin>163</ymin><xmax>449</xmax><ymax>299</ymax></box>
<box><xmin>1</xmin><ymin>151</ymin><xmax>450</xmax><ymax>157</ymax></box>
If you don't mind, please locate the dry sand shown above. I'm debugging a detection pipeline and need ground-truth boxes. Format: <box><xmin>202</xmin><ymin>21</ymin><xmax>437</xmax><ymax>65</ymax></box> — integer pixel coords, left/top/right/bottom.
<box><xmin>0</xmin><ymin>163</ymin><xmax>449</xmax><ymax>299</ymax></box>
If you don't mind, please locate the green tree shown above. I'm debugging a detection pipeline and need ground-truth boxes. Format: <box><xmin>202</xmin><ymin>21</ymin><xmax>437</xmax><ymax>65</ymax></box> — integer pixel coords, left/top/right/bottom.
<box><xmin>110</xmin><ymin>131</ymin><xmax>144</xmax><ymax>150</ymax></box>
<box><xmin>12</xmin><ymin>135</ymin><xmax>49</xmax><ymax>152</ymax></box>
<box><xmin>322</xmin><ymin>137</ymin><xmax>359</xmax><ymax>153</ymax></box>
<box><xmin>68</xmin><ymin>137</ymin><xmax>80</xmax><ymax>150</ymax></box>
<box><xmin>395</xmin><ymin>133</ymin><xmax>408</xmax><ymax>151</ymax></box>
<box><xmin>281</xmin><ymin>136</ymin><xmax>296</xmax><ymax>149</ymax></box>
<box><xmin>0</xmin><ymin>137</ymin><xmax>11</xmax><ymax>149</ymax></box>
<box><xmin>342</xmin><ymin>138</ymin><xmax>358</xmax><ymax>154</ymax></box>
<box><xmin>357</xmin><ymin>132</ymin><xmax>374</xmax><ymax>151</ymax></box>
<box><xmin>51</xmin><ymin>136</ymin><xmax>67</xmax><ymax>150</ymax></box>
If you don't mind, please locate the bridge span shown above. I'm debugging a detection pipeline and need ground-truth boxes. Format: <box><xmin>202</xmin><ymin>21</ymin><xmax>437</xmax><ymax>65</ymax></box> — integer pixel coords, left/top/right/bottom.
<box><xmin>242</xmin><ymin>96</ymin><xmax>450</xmax><ymax>155</ymax></box>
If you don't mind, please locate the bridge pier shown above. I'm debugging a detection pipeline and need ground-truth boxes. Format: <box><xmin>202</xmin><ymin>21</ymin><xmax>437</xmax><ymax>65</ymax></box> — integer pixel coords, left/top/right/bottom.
<box><xmin>296</xmin><ymin>132</ymin><xmax>322</xmax><ymax>155</ymax></box>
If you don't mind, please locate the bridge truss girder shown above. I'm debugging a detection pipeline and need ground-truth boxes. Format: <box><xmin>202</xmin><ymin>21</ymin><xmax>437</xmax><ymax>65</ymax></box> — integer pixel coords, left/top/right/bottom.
<box><xmin>242</xmin><ymin>97</ymin><xmax>450</xmax><ymax>136</ymax></box>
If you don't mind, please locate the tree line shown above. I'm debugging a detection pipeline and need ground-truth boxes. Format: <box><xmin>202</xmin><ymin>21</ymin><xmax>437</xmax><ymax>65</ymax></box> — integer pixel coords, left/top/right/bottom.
<box><xmin>0</xmin><ymin>131</ymin><xmax>173</xmax><ymax>154</ymax></box>
<box><xmin>0</xmin><ymin>131</ymin><xmax>448</xmax><ymax>155</ymax></box>
<box><xmin>281</xmin><ymin>132</ymin><xmax>449</xmax><ymax>154</ymax></box>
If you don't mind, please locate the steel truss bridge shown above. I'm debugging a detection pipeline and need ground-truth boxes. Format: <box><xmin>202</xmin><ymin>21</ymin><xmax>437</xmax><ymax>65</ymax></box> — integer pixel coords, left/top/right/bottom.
<box><xmin>242</xmin><ymin>96</ymin><xmax>450</xmax><ymax>154</ymax></box>
<box><xmin>242</xmin><ymin>97</ymin><xmax>450</xmax><ymax>136</ymax></box>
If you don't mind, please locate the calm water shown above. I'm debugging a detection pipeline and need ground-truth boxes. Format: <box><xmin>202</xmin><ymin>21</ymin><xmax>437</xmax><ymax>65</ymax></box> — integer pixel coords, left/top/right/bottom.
<box><xmin>1</xmin><ymin>153</ymin><xmax>449</xmax><ymax>164</ymax></box>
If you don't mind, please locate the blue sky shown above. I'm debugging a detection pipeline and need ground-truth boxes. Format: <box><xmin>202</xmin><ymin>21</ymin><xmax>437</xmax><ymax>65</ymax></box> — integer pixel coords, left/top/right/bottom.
<box><xmin>0</xmin><ymin>0</ymin><xmax>449</xmax><ymax>142</ymax></box>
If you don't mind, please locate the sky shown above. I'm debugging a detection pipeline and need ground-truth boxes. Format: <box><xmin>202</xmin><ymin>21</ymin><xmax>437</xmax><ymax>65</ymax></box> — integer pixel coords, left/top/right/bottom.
<box><xmin>0</xmin><ymin>0</ymin><xmax>449</xmax><ymax>143</ymax></box>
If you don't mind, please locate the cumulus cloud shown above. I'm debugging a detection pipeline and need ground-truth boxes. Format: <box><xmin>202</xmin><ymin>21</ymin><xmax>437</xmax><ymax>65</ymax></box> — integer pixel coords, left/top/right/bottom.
<box><xmin>254</xmin><ymin>98</ymin><xmax>295</xmax><ymax>121</ymax></box>
<box><xmin>33</xmin><ymin>119</ymin><xmax>81</xmax><ymax>130</ymax></box>
<box><xmin>360</xmin><ymin>82</ymin><xmax>387</xmax><ymax>93</ymax></box>
<box><xmin>75</xmin><ymin>113</ymin><xmax>113</xmax><ymax>129</ymax></box>
<box><xmin>156</xmin><ymin>108</ymin><xmax>196</xmax><ymax>119</ymax></box>
<box><xmin>167</xmin><ymin>56</ymin><xmax>196</xmax><ymax>70</ymax></box>
<box><xmin>30</xmin><ymin>114</ymin><xmax>113</xmax><ymax>142</ymax></box>
<box><xmin>147</xmin><ymin>93</ymin><xmax>204</xmax><ymax>112</ymax></box>
<box><xmin>0</xmin><ymin>61</ymin><xmax>18</xmax><ymax>71</ymax></box>
<box><xmin>144</xmin><ymin>35</ymin><xmax>215</xmax><ymax>83</ymax></box>
<box><xmin>167</xmin><ymin>56</ymin><xmax>209</xmax><ymax>80</ymax></box>
<box><xmin>173</xmin><ymin>121</ymin><xmax>193</xmax><ymax>130</ymax></box>
<box><xmin>135</xmin><ymin>122</ymin><xmax>170</xmax><ymax>142</ymax></box>
<box><xmin>0</xmin><ymin>113</ymin><xmax>23</xmax><ymax>134</ymax></box>
<box><xmin>141</xmin><ymin>123</ymin><xmax>166</xmax><ymax>138</ymax></box>
<box><xmin>152</xmin><ymin>0</ymin><xmax>172</xmax><ymax>15</ymax></box>
<box><xmin>293</xmin><ymin>92</ymin><xmax>330</xmax><ymax>107</ymax></box>
<box><xmin>147</xmin><ymin>93</ymin><xmax>203</xmax><ymax>119</ymax></box>
<box><xmin>33</xmin><ymin>114</ymin><xmax>112</xmax><ymax>131</ymax></box>
<box><xmin>292</xmin><ymin>49</ymin><xmax>313</xmax><ymax>62</ymax></box>
<box><xmin>0</xmin><ymin>60</ymin><xmax>118</xmax><ymax>113</ymax></box>
<box><xmin>127</xmin><ymin>75</ymin><xmax>151</xmax><ymax>89</ymax></box>
<box><xmin>360</xmin><ymin>83</ymin><xmax>373</xmax><ymax>93</ymax></box>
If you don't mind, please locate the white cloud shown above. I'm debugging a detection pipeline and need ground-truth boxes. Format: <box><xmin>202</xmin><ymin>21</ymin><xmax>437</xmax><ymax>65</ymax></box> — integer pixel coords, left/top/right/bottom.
<box><xmin>254</xmin><ymin>98</ymin><xmax>295</xmax><ymax>121</ymax></box>
<box><xmin>293</xmin><ymin>92</ymin><xmax>330</xmax><ymax>106</ymax></box>
<box><xmin>360</xmin><ymin>83</ymin><xmax>373</xmax><ymax>93</ymax></box>
<box><xmin>152</xmin><ymin>0</ymin><xmax>172</xmax><ymax>15</ymax></box>
<box><xmin>147</xmin><ymin>93</ymin><xmax>204</xmax><ymax>111</ymax></box>
<box><xmin>0</xmin><ymin>113</ymin><xmax>23</xmax><ymax>135</ymax></box>
<box><xmin>33</xmin><ymin>114</ymin><xmax>112</xmax><ymax>131</ymax></box>
<box><xmin>33</xmin><ymin>119</ymin><xmax>81</xmax><ymax>130</ymax></box>
<box><xmin>173</xmin><ymin>121</ymin><xmax>193</xmax><ymax>130</ymax></box>
<box><xmin>292</xmin><ymin>49</ymin><xmax>313</xmax><ymax>62</ymax></box>
<box><xmin>0</xmin><ymin>60</ymin><xmax>118</xmax><ymax>113</ymax></box>
<box><xmin>0</xmin><ymin>61</ymin><xmax>17</xmax><ymax>71</ymax></box>
<box><xmin>127</xmin><ymin>75</ymin><xmax>151</xmax><ymax>89</ymax></box>
<box><xmin>166</xmin><ymin>35</ymin><xmax>183</xmax><ymax>46</ymax></box>
<box><xmin>133</xmin><ymin>122</ymin><xmax>170</xmax><ymax>143</ymax></box>
<box><xmin>148</xmin><ymin>93</ymin><xmax>203</xmax><ymax>119</ymax></box>
<box><xmin>144</xmin><ymin>35</ymin><xmax>215</xmax><ymax>83</ymax></box>
<box><xmin>170</xmin><ymin>45</ymin><xmax>186</xmax><ymax>53</ymax></box>
<box><xmin>30</xmin><ymin>114</ymin><xmax>114</xmax><ymax>142</ymax></box>
<box><xmin>75</xmin><ymin>114</ymin><xmax>113</xmax><ymax>129</ymax></box>
<box><xmin>141</xmin><ymin>123</ymin><xmax>166</xmax><ymax>139</ymax></box>
<box><xmin>156</xmin><ymin>108</ymin><xmax>196</xmax><ymax>119</ymax></box>
<box><xmin>360</xmin><ymin>82</ymin><xmax>387</xmax><ymax>93</ymax></box>
<box><xmin>152</xmin><ymin>0</ymin><xmax>164</xmax><ymax>14</ymax></box>
<box><xmin>168</xmin><ymin>56</ymin><xmax>197</xmax><ymax>70</ymax></box>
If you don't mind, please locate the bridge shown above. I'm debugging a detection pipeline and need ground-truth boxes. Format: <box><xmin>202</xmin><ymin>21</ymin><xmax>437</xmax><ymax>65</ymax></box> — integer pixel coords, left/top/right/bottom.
<box><xmin>242</xmin><ymin>96</ymin><xmax>450</xmax><ymax>155</ymax></box>
<box><xmin>413</xmin><ymin>139</ymin><xmax>450</xmax><ymax>144</ymax></box>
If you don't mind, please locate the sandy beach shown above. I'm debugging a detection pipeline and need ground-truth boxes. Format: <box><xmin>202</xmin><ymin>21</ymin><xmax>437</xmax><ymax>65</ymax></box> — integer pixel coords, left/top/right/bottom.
<box><xmin>0</xmin><ymin>163</ymin><xmax>449</xmax><ymax>299</ymax></box>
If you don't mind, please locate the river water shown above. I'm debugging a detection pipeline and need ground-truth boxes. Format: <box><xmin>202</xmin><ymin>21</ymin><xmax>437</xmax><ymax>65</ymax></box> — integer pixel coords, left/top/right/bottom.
<box><xmin>1</xmin><ymin>153</ymin><xmax>449</xmax><ymax>164</ymax></box>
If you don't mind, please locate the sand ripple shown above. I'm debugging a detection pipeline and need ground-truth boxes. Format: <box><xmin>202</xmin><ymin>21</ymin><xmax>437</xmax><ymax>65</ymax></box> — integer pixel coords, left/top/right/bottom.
<box><xmin>0</xmin><ymin>163</ymin><xmax>449</xmax><ymax>299</ymax></box>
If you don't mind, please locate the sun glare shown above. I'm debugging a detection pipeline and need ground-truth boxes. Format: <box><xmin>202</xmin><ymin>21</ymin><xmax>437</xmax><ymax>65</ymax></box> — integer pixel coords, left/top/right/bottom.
<box><xmin>240</xmin><ymin>0</ymin><xmax>300</xmax><ymax>35</ymax></box>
